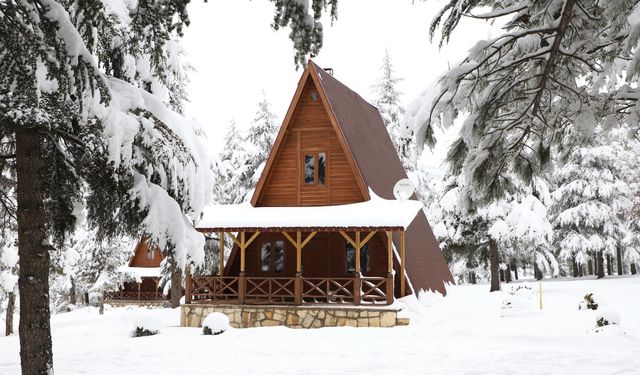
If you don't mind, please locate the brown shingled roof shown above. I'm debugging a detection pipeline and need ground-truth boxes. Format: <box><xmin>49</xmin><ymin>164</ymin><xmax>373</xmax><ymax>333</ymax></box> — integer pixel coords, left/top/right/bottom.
<box><xmin>305</xmin><ymin>61</ymin><xmax>453</xmax><ymax>294</ymax></box>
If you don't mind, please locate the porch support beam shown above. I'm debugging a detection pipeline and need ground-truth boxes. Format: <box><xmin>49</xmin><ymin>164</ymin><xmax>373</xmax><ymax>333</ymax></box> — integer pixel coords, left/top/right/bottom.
<box><xmin>219</xmin><ymin>231</ymin><xmax>224</xmax><ymax>276</ymax></box>
<box><xmin>386</xmin><ymin>231</ymin><xmax>394</xmax><ymax>305</ymax></box>
<box><xmin>281</xmin><ymin>230</ymin><xmax>316</xmax><ymax>305</ymax></box>
<box><xmin>354</xmin><ymin>231</ymin><xmax>361</xmax><ymax>306</ymax></box>
<box><xmin>400</xmin><ymin>230</ymin><xmax>406</xmax><ymax>297</ymax></box>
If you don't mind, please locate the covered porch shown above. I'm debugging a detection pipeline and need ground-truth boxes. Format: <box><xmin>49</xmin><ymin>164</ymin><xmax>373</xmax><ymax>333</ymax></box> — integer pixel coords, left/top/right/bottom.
<box><xmin>188</xmin><ymin>196</ymin><xmax>421</xmax><ymax>307</ymax></box>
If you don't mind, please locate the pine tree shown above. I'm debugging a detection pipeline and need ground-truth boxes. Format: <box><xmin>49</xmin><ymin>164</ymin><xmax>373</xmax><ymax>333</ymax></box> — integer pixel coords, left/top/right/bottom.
<box><xmin>0</xmin><ymin>2</ymin><xmax>331</xmax><ymax>372</ymax></box>
<box><xmin>215</xmin><ymin>120</ymin><xmax>244</xmax><ymax>204</ymax></box>
<box><xmin>372</xmin><ymin>50</ymin><xmax>413</xmax><ymax>170</ymax></box>
<box><xmin>551</xmin><ymin>127</ymin><xmax>631</xmax><ymax>279</ymax></box>
<box><xmin>440</xmin><ymin>174</ymin><xmax>555</xmax><ymax>290</ymax></box>
<box><xmin>216</xmin><ymin>95</ymin><xmax>279</xmax><ymax>205</ymax></box>
<box><xmin>410</xmin><ymin>0</ymin><xmax>640</xmax><ymax>209</ymax></box>
<box><xmin>234</xmin><ymin>93</ymin><xmax>280</xmax><ymax>203</ymax></box>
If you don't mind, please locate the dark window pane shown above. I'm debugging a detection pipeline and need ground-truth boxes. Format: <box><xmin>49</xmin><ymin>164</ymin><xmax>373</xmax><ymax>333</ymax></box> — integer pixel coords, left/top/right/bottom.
<box><xmin>346</xmin><ymin>242</ymin><xmax>355</xmax><ymax>272</ymax></box>
<box><xmin>345</xmin><ymin>242</ymin><xmax>368</xmax><ymax>273</ymax></box>
<box><xmin>304</xmin><ymin>154</ymin><xmax>315</xmax><ymax>184</ymax></box>
<box><xmin>318</xmin><ymin>152</ymin><xmax>326</xmax><ymax>185</ymax></box>
<box><xmin>361</xmin><ymin>245</ymin><xmax>369</xmax><ymax>272</ymax></box>
<box><xmin>261</xmin><ymin>243</ymin><xmax>271</xmax><ymax>271</ymax></box>
<box><xmin>274</xmin><ymin>241</ymin><xmax>284</xmax><ymax>273</ymax></box>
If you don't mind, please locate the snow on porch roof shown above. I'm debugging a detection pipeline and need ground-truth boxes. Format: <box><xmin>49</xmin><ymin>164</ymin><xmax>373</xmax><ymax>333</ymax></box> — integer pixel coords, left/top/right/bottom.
<box><xmin>197</xmin><ymin>191</ymin><xmax>423</xmax><ymax>231</ymax></box>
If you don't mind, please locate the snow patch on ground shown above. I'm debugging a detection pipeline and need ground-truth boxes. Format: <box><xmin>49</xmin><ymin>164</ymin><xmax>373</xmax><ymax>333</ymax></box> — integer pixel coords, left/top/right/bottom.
<box><xmin>0</xmin><ymin>277</ymin><xmax>639</xmax><ymax>374</ymax></box>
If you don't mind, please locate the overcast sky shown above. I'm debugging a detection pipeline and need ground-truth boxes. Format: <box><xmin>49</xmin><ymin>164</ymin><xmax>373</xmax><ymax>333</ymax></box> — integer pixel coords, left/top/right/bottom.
<box><xmin>181</xmin><ymin>0</ymin><xmax>493</xmax><ymax>165</ymax></box>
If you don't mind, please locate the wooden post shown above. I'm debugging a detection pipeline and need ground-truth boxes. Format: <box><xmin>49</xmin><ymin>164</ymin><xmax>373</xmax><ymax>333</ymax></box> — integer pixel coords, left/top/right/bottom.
<box><xmin>354</xmin><ymin>231</ymin><xmax>361</xmax><ymax>306</ymax></box>
<box><xmin>185</xmin><ymin>265</ymin><xmax>192</xmax><ymax>304</ymax></box>
<box><xmin>400</xmin><ymin>230</ymin><xmax>406</xmax><ymax>297</ymax></box>
<box><xmin>240</xmin><ymin>231</ymin><xmax>246</xmax><ymax>273</ymax></box>
<box><xmin>239</xmin><ymin>231</ymin><xmax>246</xmax><ymax>304</ymax></box>
<box><xmin>137</xmin><ymin>282</ymin><xmax>141</xmax><ymax>301</ymax></box>
<box><xmin>386</xmin><ymin>231</ymin><xmax>394</xmax><ymax>305</ymax></box>
<box><xmin>295</xmin><ymin>231</ymin><xmax>302</xmax><ymax>304</ymax></box>
<box><xmin>219</xmin><ymin>231</ymin><xmax>224</xmax><ymax>276</ymax></box>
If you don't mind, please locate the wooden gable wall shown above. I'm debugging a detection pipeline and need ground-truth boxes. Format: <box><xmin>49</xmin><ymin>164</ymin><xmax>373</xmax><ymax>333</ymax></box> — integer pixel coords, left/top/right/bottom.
<box><xmin>255</xmin><ymin>77</ymin><xmax>364</xmax><ymax>207</ymax></box>
<box><xmin>128</xmin><ymin>237</ymin><xmax>164</xmax><ymax>268</ymax></box>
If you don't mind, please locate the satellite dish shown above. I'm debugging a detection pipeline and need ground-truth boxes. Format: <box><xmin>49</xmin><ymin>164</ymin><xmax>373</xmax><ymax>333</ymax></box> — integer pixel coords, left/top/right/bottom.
<box><xmin>393</xmin><ymin>179</ymin><xmax>415</xmax><ymax>200</ymax></box>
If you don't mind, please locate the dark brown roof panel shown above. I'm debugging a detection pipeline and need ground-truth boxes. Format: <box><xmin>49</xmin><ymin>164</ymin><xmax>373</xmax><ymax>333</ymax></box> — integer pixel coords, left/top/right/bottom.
<box><xmin>309</xmin><ymin>61</ymin><xmax>454</xmax><ymax>294</ymax></box>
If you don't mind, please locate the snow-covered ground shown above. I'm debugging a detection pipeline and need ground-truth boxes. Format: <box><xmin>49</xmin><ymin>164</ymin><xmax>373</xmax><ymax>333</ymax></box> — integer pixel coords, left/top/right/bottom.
<box><xmin>1</xmin><ymin>276</ymin><xmax>639</xmax><ymax>374</ymax></box>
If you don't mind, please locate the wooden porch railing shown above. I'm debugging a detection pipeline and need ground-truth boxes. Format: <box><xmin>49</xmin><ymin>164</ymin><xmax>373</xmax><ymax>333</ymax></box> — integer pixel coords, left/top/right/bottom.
<box><xmin>190</xmin><ymin>276</ymin><xmax>239</xmax><ymax>302</ymax></box>
<box><xmin>187</xmin><ymin>275</ymin><xmax>393</xmax><ymax>305</ymax></box>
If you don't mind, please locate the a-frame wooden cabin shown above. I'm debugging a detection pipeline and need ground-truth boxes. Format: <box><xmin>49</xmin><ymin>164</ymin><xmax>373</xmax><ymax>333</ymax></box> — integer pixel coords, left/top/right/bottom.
<box><xmin>105</xmin><ymin>236</ymin><xmax>166</xmax><ymax>303</ymax></box>
<box><xmin>189</xmin><ymin>60</ymin><xmax>452</xmax><ymax>312</ymax></box>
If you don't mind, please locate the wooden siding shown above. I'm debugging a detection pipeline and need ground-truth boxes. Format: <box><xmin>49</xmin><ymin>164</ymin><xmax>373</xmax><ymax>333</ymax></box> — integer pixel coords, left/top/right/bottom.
<box><xmin>128</xmin><ymin>237</ymin><xmax>164</xmax><ymax>268</ymax></box>
<box><xmin>255</xmin><ymin>78</ymin><xmax>364</xmax><ymax>207</ymax></box>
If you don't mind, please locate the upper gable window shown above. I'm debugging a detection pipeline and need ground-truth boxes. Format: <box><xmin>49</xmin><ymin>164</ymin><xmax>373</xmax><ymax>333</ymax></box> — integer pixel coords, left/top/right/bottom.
<box><xmin>146</xmin><ymin>247</ymin><xmax>155</xmax><ymax>260</ymax></box>
<box><xmin>303</xmin><ymin>152</ymin><xmax>326</xmax><ymax>186</ymax></box>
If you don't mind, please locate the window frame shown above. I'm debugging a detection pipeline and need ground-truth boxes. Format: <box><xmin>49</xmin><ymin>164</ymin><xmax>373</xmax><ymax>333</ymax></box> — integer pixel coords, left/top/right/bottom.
<box><xmin>259</xmin><ymin>240</ymin><xmax>285</xmax><ymax>273</ymax></box>
<box><xmin>345</xmin><ymin>241</ymin><xmax>369</xmax><ymax>273</ymax></box>
<box><xmin>301</xmin><ymin>150</ymin><xmax>327</xmax><ymax>187</ymax></box>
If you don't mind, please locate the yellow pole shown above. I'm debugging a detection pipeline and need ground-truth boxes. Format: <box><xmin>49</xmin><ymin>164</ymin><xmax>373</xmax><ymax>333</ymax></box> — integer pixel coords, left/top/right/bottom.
<box><xmin>539</xmin><ymin>282</ymin><xmax>543</xmax><ymax>310</ymax></box>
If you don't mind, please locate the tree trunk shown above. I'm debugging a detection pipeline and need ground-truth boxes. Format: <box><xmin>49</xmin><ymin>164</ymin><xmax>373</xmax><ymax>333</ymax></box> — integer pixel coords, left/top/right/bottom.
<box><xmin>512</xmin><ymin>263</ymin><xmax>519</xmax><ymax>280</ymax></box>
<box><xmin>606</xmin><ymin>254</ymin><xmax>613</xmax><ymax>276</ymax></box>
<box><xmin>469</xmin><ymin>271</ymin><xmax>477</xmax><ymax>284</ymax></box>
<box><xmin>5</xmin><ymin>292</ymin><xmax>15</xmax><ymax>336</ymax></box>
<box><xmin>84</xmin><ymin>292</ymin><xmax>89</xmax><ymax>305</ymax></box>
<box><xmin>616</xmin><ymin>247</ymin><xmax>623</xmax><ymax>276</ymax></box>
<box><xmin>596</xmin><ymin>250</ymin><xmax>605</xmax><ymax>279</ymax></box>
<box><xmin>572</xmin><ymin>256</ymin><xmax>579</xmax><ymax>277</ymax></box>
<box><xmin>169</xmin><ymin>260</ymin><xmax>182</xmax><ymax>308</ymax></box>
<box><xmin>534</xmin><ymin>262</ymin><xmax>543</xmax><ymax>280</ymax></box>
<box><xmin>489</xmin><ymin>239</ymin><xmax>500</xmax><ymax>292</ymax></box>
<box><xmin>99</xmin><ymin>293</ymin><xmax>104</xmax><ymax>315</ymax></box>
<box><xmin>16</xmin><ymin>129</ymin><xmax>54</xmax><ymax>375</ymax></box>
<box><xmin>504</xmin><ymin>267</ymin><xmax>512</xmax><ymax>283</ymax></box>
<box><xmin>69</xmin><ymin>276</ymin><xmax>76</xmax><ymax>308</ymax></box>
<box><xmin>631</xmin><ymin>263</ymin><xmax>637</xmax><ymax>275</ymax></box>
<box><xmin>588</xmin><ymin>258</ymin><xmax>593</xmax><ymax>276</ymax></box>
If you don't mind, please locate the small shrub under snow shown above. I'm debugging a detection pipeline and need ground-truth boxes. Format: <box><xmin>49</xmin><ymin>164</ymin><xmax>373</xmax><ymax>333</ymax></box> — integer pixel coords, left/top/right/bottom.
<box><xmin>131</xmin><ymin>314</ymin><xmax>161</xmax><ymax>337</ymax></box>
<box><xmin>579</xmin><ymin>293</ymin><xmax>599</xmax><ymax>311</ymax></box>
<box><xmin>502</xmin><ymin>283</ymin><xmax>537</xmax><ymax>311</ymax></box>
<box><xmin>202</xmin><ymin>312</ymin><xmax>230</xmax><ymax>335</ymax></box>
<box><xmin>595</xmin><ymin>310</ymin><xmax>621</xmax><ymax>328</ymax></box>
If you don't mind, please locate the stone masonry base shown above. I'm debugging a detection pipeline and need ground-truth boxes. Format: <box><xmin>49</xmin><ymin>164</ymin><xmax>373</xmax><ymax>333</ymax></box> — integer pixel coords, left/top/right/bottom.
<box><xmin>181</xmin><ymin>304</ymin><xmax>410</xmax><ymax>329</ymax></box>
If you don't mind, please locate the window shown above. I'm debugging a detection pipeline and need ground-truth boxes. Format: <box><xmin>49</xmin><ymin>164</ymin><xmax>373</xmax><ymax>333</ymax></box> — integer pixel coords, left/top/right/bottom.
<box><xmin>346</xmin><ymin>241</ymin><xmax>369</xmax><ymax>273</ymax></box>
<box><xmin>261</xmin><ymin>241</ymin><xmax>284</xmax><ymax>272</ymax></box>
<box><xmin>146</xmin><ymin>247</ymin><xmax>155</xmax><ymax>260</ymax></box>
<box><xmin>303</xmin><ymin>152</ymin><xmax>326</xmax><ymax>185</ymax></box>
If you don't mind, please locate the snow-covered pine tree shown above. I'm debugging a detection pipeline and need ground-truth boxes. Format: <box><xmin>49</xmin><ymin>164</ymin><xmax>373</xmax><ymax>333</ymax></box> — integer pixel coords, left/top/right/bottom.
<box><xmin>440</xmin><ymin>173</ymin><xmax>555</xmax><ymax>290</ymax></box>
<box><xmin>233</xmin><ymin>93</ymin><xmax>280</xmax><ymax>203</ymax></box>
<box><xmin>407</xmin><ymin>1</ymin><xmax>640</xmax><ymax>210</ymax></box>
<box><xmin>215</xmin><ymin>120</ymin><xmax>244</xmax><ymax>204</ymax></box>
<box><xmin>372</xmin><ymin>50</ymin><xmax>413</xmax><ymax>171</ymax></box>
<box><xmin>551</xmin><ymin>126</ymin><xmax>631</xmax><ymax>279</ymax></box>
<box><xmin>1</xmin><ymin>1</ymin><xmax>331</xmax><ymax>372</ymax></box>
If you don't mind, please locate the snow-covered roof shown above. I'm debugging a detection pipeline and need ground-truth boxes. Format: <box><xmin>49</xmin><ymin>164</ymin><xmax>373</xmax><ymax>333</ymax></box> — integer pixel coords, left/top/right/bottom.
<box><xmin>197</xmin><ymin>191</ymin><xmax>423</xmax><ymax>231</ymax></box>
<box><xmin>119</xmin><ymin>266</ymin><xmax>161</xmax><ymax>282</ymax></box>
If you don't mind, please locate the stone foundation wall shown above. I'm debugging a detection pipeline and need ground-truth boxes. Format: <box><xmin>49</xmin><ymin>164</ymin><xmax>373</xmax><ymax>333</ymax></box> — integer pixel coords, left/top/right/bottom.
<box><xmin>181</xmin><ymin>304</ymin><xmax>410</xmax><ymax>329</ymax></box>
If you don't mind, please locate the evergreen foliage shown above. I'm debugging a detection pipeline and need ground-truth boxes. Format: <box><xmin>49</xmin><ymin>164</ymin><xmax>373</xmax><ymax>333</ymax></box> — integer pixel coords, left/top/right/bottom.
<box><xmin>372</xmin><ymin>50</ymin><xmax>413</xmax><ymax>170</ymax></box>
<box><xmin>550</xmin><ymin>127</ymin><xmax>631</xmax><ymax>278</ymax></box>
<box><xmin>413</xmin><ymin>0</ymin><xmax>640</xmax><ymax>209</ymax></box>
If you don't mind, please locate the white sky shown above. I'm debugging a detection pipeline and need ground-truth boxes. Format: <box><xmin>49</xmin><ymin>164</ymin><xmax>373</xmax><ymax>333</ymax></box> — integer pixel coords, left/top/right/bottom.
<box><xmin>181</xmin><ymin>0</ymin><xmax>494</xmax><ymax>165</ymax></box>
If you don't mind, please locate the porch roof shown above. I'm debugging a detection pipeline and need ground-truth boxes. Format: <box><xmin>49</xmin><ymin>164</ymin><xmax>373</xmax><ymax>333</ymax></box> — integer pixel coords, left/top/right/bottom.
<box><xmin>197</xmin><ymin>191</ymin><xmax>423</xmax><ymax>232</ymax></box>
